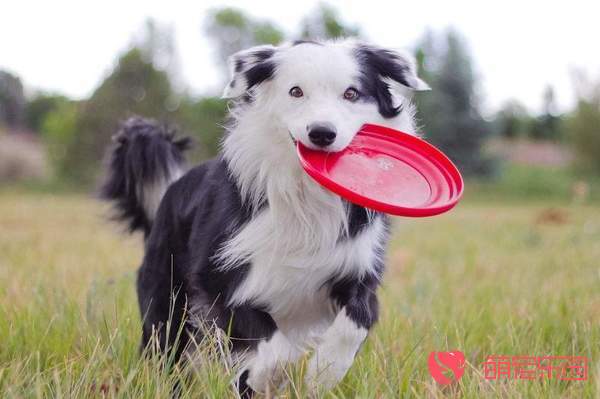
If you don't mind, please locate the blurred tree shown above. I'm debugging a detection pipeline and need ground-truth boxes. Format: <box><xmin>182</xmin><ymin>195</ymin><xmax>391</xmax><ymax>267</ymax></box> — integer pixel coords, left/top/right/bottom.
<box><xmin>567</xmin><ymin>74</ymin><xmax>600</xmax><ymax>174</ymax></box>
<box><xmin>542</xmin><ymin>85</ymin><xmax>559</xmax><ymax>116</ymax></box>
<box><xmin>40</xmin><ymin>100</ymin><xmax>79</xmax><ymax>176</ymax></box>
<box><xmin>197</xmin><ymin>8</ymin><xmax>285</xmax><ymax>159</ymax></box>
<box><xmin>176</xmin><ymin>97</ymin><xmax>228</xmax><ymax>161</ymax></box>
<box><xmin>25</xmin><ymin>93</ymin><xmax>70</xmax><ymax>133</ymax></box>
<box><xmin>206</xmin><ymin>8</ymin><xmax>284</xmax><ymax>78</ymax></box>
<box><xmin>300</xmin><ymin>4</ymin><xmax>360</xmax><ymax>39</ymax></box>
<box><xmin>529</xmin><ymin>86</ymin><xmax>563</xmax><ymax>140</ymax></box>
<box><xmin>139</xmin><ymin>19</ymin><xmax>175</xmax><ymax>67</ymax></box>
<box><xmin>0</xmin><ymin>70</ymin><xmax>25</xmax><ymax>129</ymax></box>
<box><xmin>495</xmin><ymin>100</ymin><xmax>530</xmax><ymax>139</ymax></box>
<box><xmin>138</xmin><ymin>19</ymin><xmax>184</xmax><ymax>92</ymax></box>
<box><xmin>62</xmin><ymin>47</ymin><xmax>176</xmax><ymax>184</ymax></box>
<box><xmin>194</xmin><ymin>8</ymin><xmax>287</xmax><ymax>161</ymax></box>
<box><xmin>48</xmin><ymin>19</ymin><xmax>187</xmax><ymax>185</ymax></box>
<box><xmin>415</xmin><ymin>29</ymin><xmax>494</xmax><ymax>176</ymax></box>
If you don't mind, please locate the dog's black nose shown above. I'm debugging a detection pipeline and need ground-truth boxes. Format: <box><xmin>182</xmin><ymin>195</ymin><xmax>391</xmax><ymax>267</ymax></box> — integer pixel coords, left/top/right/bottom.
<box><xmin>308</xmin><ymin>123</ymin><xmax>337</xmax><ymax>147</ymax></box>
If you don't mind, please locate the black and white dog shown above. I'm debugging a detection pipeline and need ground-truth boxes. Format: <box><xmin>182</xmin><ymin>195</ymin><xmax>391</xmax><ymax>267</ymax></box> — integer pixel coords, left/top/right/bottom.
<box><xmin>102</xmin><ymin>39</ymin><xmax>428</xmax><ymax>396</ymax></box>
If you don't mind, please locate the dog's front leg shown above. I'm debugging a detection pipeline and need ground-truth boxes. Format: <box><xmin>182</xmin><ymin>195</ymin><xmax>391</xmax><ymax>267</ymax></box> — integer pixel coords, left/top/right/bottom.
<box><xmin>240</xmin><ymin>331</ymin><xmax>303</xmax><ymax>396</ymax></box>
<box><xmin>305</xmin><ymin>285</ymin><xmax>378</xmax><ymax>390</ymax></box>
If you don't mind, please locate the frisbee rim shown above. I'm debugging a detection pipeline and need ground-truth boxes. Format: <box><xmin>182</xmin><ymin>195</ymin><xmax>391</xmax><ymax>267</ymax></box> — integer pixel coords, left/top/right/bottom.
<box><xmin>297</xmin><ymin>123</ymin><xmax>464</xmax><ymax>217</ymax></box>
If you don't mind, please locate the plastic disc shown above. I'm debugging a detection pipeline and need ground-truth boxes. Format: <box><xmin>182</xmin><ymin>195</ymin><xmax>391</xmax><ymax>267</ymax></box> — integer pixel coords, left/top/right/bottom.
<box><xmin>297</xmin><ymin>123</ymin><xmax>464</xmax><ymax>217</ymax></box>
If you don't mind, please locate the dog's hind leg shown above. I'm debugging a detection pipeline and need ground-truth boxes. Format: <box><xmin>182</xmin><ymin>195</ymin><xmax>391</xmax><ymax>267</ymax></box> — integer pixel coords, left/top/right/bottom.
<box><xmin>137</xmin><ymin>259</ymin><xmax>190</xmax><ymax>361</ymax></box>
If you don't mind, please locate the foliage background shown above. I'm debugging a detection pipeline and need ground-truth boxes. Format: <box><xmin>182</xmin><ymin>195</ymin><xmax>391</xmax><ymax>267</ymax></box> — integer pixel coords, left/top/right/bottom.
<box><xmin>1</xmin><ymin>5</ymin><xmax>599</xmax><ymax>197</ymax></box>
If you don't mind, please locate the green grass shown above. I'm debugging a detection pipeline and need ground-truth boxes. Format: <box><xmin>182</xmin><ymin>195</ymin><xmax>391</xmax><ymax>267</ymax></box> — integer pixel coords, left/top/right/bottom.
<box><xmin>470</xmin><ymin>164</ymin><xmax>600</xmax><ymax>203</ymax></box>
<box><xmin>1</xmin><ymin>191</ymin><xmax>599</xmax><ymax>398</ymax></box>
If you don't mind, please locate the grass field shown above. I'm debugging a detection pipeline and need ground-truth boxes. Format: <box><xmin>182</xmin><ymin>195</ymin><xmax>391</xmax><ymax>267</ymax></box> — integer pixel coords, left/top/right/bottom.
<box><xmin>0</xmin><ymin>191</ymin><xmax>599</xmax><ymax>398</ymax></box>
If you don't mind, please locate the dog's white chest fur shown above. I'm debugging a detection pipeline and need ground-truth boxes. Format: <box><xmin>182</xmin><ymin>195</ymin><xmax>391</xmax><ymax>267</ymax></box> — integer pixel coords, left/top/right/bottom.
<box><xmin>221</xmin><ymin>204</ymin><xmax>385</xmax><ymax>337</ymax></box>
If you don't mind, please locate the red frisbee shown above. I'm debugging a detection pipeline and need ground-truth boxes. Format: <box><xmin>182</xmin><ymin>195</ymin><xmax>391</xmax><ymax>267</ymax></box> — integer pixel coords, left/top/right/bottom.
<box><xmin>297</xmin><ymin>124</ymin><xmax>464</xmax><ymax>217</ymax></box>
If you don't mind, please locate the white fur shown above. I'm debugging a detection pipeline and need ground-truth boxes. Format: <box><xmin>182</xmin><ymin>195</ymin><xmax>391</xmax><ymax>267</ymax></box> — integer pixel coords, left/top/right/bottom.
<box><xmin>223</xmin><ymin>214</ymin><xmax>385</xmax><ymax>336</ymax></box>
<box><xmin>306</xmin><ymin>308</ymin><xmax>368</xmax><ymax>389</ymax></box>
<box><xmin>242</xmin><ymin>331</ymin><xmax>304</xmax><ymax>393</ymax></box>
<box><xmin>140</xmin><ymin>165</ymin><xmax>183</xmax><ymax>219</ymax></box>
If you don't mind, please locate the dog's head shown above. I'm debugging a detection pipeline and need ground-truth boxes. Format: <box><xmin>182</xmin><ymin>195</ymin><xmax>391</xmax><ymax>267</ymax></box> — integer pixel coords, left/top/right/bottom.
<box><xmin>223</xmin><ymin>40</ymin><xmax>429</xmax><ymax>152</ymax></box>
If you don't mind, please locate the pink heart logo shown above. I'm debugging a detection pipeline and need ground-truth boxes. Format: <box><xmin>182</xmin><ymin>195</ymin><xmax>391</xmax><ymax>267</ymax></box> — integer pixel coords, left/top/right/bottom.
<box><xmin>428</xmin><ymin>351</ymin><xmax>466</xmax><ymax>385</ymax></box>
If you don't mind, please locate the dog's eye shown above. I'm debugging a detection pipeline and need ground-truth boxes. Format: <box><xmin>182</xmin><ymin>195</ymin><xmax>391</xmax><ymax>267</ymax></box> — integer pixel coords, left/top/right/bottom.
<box><xmin>289</xmin><ymin>86</ymin><xmax>304</xmax><ymax>98</ymax></box>
<box><xmin>343</xmin><ymin>87</ymin><xmax>360</xmax><ymax>101</ymax></box>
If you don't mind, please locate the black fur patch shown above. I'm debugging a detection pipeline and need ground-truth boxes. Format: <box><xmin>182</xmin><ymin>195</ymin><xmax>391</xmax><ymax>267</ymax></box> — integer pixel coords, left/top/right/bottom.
<box><xmin>234</xmin><ymin>49</ymin><xmax>273</xmax><ymax>74</ymax></box>
<box><xmin>238</xmin><ymin>370</ymin><xmax>253</xmax><ymax>398</ymax></box>
<box><xmin>328</xmin><ymin>264</ymin><xmax>382</xmax><ymax>329</ymax></box>
<box><xmin>234</xmin><ymin>59</ymin><xmax>245</xmax><ymax>73</ymax></box>
<box><xmin>133</xmin><ymin>157</ymin><xmax>278</xmax><ymax>363</ymax></box>
<box><xmin>252</xmin><ymin>48</ymin><xmax>275</xmax><ymax>61</ymax></box>
<box><xmin>346</xmin><ymin>203</ymin><xmax>375</xmax><ymax>238</ymax></box>
<box><xmin>241</xmin><ymin>93</ymin><xmax>253</xmax><ymax>104</ymax></box>
<box><xmin>355</xmin><ymin>45</ymin><xmax>413</xmax><ymax>118</ymax></box>
<box><xmin>244</xmin><ymin>61</ymin><xmax>276</xmax><ymax>91</ymax></box>
<box><xmin>229</xmin><ymin>48</ymin><xmax>277</xmax><ymax>97</ymax></box>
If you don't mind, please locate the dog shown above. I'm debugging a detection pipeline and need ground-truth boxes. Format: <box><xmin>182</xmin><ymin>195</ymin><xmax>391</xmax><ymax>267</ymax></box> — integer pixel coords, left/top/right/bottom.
<box><xmin>101</xmin><ymin>39</ymin><xmax>429</xmax><ymax>397</ymax></box>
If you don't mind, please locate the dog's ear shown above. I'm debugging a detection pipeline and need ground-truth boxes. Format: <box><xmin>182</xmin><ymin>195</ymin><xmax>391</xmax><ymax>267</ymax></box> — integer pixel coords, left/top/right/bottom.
<box><xmin>355</xmin><ymin>44</ymin><xmax>430</xmax><ymax>92</ymax></box>
<box><xmin>354</xmin><ymin>44</ymin><xmax>430</xmax><ymax>118</ymax></box>
<box><xmin>222</xmin><ymin>45</ymin><xmax>278</xmax><ymax>99</ymax></box>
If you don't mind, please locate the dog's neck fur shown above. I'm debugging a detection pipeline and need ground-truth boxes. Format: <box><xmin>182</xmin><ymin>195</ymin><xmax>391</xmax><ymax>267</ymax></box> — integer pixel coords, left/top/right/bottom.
<box><xmin>221</xmin><ymin>104</ymin><xmax>349</xmax><ymax>264</ymax></box>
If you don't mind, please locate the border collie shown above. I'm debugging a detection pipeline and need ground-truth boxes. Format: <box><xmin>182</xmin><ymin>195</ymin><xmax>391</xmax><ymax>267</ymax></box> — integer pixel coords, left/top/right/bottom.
<box><xmin>101</xmin><ymin>39</ymin><xmax>428</xmax><ymax>397</ymax></box>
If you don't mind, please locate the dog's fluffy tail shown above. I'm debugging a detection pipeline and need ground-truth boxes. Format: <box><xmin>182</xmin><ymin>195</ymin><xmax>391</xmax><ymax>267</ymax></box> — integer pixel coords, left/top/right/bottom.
<box><xmin>100</xmin><ymin>116</ymin><xmax>190</xmax><ymax>236</ymax></box>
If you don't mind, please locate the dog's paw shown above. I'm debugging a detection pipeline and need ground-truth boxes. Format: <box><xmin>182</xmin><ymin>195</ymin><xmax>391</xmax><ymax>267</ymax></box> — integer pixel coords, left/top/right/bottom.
<box><xmin>245</xmin><ymin>366</ymin><xmax>269</xmax><ymax>393</ymax></box>
<box><xmin>244</xmin><ymin>364</ymin><xmax>287</xmax><ymax>395</ymax></box>
<box><xmin>304</xmin><ymin>348</ymin><xmax>354</xmax><ymax>390</ymax></box>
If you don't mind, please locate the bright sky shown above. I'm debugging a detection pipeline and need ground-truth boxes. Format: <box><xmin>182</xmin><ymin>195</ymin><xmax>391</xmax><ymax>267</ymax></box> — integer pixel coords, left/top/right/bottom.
<box><xmin>2</xmin><ymin>0</ymin><xmax>599</xmax><ymax>115</ymax></box>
